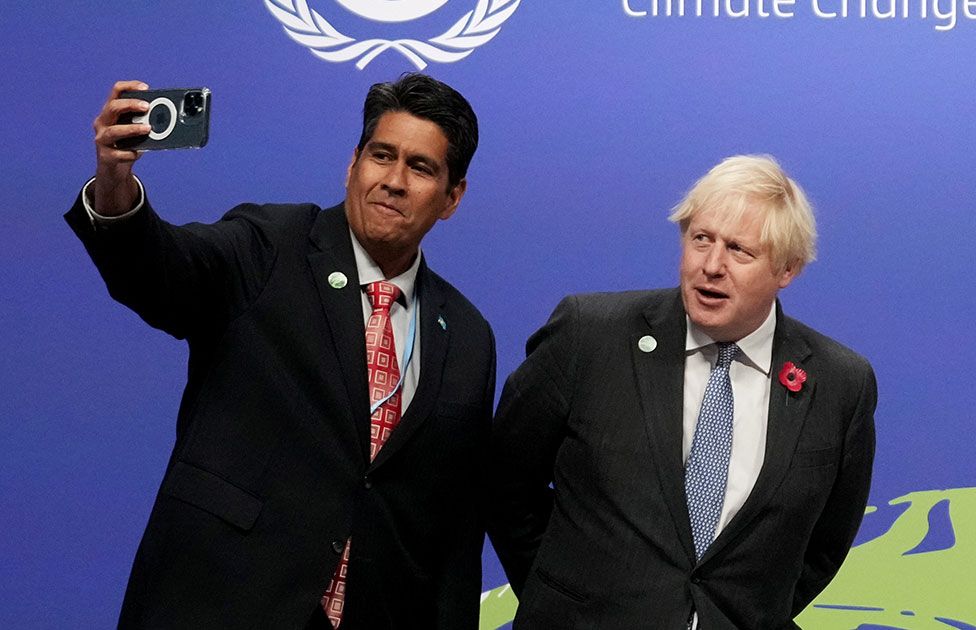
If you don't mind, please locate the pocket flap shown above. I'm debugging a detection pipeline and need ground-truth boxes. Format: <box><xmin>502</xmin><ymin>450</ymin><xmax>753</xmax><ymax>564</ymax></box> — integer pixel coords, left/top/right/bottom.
<box><xmin>161</xmin><ymin>461</ymin><xmax>263</xmax><ymax>531</ymax></box>
<box><xmin>791</xmin><ymin>446</ymin><xmax>840</xmax><ymax>469</ymax></box>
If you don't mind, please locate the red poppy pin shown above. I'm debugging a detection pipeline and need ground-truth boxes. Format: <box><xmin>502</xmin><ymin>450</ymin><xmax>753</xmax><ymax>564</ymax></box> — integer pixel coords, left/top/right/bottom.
<box><xmin>778</xmin><ymin>362</ymin><xmax>807</xmax><ymax>393</ymax></box>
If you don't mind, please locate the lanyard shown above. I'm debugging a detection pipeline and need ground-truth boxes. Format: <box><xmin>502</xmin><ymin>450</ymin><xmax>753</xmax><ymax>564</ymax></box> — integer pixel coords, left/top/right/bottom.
<box><xmin>369</xmin><ymin>289</ymin><xmax>419</xmax><ymax>415</ymax></box>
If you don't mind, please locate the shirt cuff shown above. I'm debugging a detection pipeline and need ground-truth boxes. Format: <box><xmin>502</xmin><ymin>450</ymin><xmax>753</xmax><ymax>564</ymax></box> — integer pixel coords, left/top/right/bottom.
<box><xmin>82</xmin><ymin>175</ymin><xmax>146</xmax><ymax>226</ymax></box>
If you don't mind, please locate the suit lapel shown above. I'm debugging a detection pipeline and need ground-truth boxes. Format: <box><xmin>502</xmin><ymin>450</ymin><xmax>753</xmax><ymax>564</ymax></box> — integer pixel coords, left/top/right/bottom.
<box><xmin>702</xmin><ymin>304</ymin><xmax>815</xmax><ymax>563</ymax></box>
<box><xmin>369</xmin><ymin>259</ymin><xmax>449</xmax><ymax>471</ymax></box>
<box><xmin>306</xmin><ymin>205</ymin><xmax>372</xmax><ymax>461</ymax></box>
<box><xmin>631</xmin><ymin>290</ymin><xmax>698</xmax><ymax>563</ymax></box>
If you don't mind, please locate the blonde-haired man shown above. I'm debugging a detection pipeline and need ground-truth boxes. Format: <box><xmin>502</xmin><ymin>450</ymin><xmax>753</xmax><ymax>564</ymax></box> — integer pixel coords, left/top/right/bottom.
<box><xmin>489</xmin><ymin>155</ymin><xmax>876</xmax><ymax>629</ymax></box>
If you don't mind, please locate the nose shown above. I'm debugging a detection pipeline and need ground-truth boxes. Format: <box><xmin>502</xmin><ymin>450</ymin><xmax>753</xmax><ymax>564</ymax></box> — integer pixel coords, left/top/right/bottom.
<box><xmin>702</xmin><ymin>244</ymin><xmax>726</xmax><ymax>277</ymax></box>
<box><xmin>380</xmin><ymin>163</ymin><xmax>407</xmax><ymax>196</ymax></box>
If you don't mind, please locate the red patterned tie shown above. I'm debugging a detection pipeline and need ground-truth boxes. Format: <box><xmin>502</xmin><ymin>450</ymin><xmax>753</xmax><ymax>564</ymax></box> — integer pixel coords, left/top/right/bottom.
<box><xmin>321</xmin><ymin>280</ymin><xmax>403</xmax><ymax>628</ymax></box>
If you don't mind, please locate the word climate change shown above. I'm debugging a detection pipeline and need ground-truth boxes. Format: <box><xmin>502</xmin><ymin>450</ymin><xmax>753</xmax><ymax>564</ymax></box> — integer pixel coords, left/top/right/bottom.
<box><xmin>623</xmin><ymin>0</ymin><xmax>975</xmax><ymax>30</ymax></box>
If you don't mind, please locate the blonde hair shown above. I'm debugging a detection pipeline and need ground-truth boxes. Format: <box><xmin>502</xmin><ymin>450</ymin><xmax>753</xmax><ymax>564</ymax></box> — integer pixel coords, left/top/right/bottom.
<box><xmin>669</xmin><ymin>155</ymin><xmax>817</xmax><ymax>273</ymax></box>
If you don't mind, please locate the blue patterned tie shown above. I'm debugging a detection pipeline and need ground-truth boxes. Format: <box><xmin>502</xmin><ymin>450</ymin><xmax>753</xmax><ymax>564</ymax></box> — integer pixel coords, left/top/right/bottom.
<box><xmin>685</xmin><ymin>342</ymin><xmax>739</xmax><ymax>561</ymax></box>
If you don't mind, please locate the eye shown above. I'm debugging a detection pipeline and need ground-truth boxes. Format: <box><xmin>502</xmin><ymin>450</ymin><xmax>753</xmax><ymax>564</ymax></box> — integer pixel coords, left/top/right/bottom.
<box><xmin>728</xmin><ymin>242</ymin><xmax>756</xmax><ymax>260</ymax></box>
<box><xmin>407</xmin><ymin>158</ymin><xmax>437</xmax><ymax>176</ymax></box>
<box><xmin>371</xmin><ymin>150</ymin><xmax>393</xmax><ymax>162</ymax></box>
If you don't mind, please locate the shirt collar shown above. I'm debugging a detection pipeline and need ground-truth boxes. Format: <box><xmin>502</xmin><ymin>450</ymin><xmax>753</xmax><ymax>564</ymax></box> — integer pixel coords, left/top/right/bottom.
<box><xmin>348</xmin><ymin>228</ymin><xmax>420</xmax><ymax>306</ymax></box>
<box><xmin>685</xmin><ymin>302</ymin><xmax>777</xmax><ymax>375</ymax></box>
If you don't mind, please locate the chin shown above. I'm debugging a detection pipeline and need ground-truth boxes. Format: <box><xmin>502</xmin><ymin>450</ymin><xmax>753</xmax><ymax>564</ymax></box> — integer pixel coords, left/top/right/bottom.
<box><xmin>688</xmin><ymin>307</ymin><xmax>725</xmax><ymax>328</ymax></box>
<box><xmin>690</xmin><ymin>314</ymin><xmax>733</xmax><ymax>339</ymax></box>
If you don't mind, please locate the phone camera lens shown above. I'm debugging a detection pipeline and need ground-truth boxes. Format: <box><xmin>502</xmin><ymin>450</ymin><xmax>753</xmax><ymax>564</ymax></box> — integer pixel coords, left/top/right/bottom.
<box><xmin>183</xmin><ymin>92</ymin><xmax>204</xmax><ymax>116</ymax></box>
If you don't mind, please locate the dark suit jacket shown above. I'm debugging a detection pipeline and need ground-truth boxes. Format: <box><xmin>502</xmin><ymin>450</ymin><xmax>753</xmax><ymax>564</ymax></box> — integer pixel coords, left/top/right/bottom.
<box><xmin>488</xmin><ymin>289</ymin><xmax>875</xmax><ymax>629</ymax></box>
<box><xmin>65</xmin><ymin>198</ymin><xmax>496</xmax><ymax>629</ymax></box>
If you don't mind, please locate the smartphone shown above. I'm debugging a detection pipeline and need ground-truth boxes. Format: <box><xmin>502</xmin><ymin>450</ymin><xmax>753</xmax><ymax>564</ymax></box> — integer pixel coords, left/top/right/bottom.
<box><xmin>116</xmin><ymin>87</ymin><xmax>211</xmax><ymax>150</ymax></box>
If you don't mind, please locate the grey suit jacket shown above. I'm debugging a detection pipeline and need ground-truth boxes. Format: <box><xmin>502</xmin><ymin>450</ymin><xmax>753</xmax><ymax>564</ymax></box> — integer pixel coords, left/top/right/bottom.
<box><xmin>488</xmin><ymin>288</ymin><xmax>875</xmax><ymax>629</ymax></box>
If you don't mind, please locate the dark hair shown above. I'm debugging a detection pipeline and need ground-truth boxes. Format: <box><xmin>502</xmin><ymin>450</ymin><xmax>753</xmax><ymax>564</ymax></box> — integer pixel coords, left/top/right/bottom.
<box><xmin>358</xmin><ymin>73</ymin><xmax>478</xmax><ymax>189</ymax></box>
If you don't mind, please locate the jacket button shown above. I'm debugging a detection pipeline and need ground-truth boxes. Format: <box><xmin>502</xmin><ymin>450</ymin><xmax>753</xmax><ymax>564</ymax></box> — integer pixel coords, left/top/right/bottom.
<box><xmin>332</xmin><ymin>540</ymin><xmax>344</xmax><ymax>554</ymax></box>
<box><xmin>691</xmin><ymin>576</ymin><xmax>702</xmax><ymax>585</ymax></box>
<box><xmin>364</xmin><ymin>476</ymin><xmax>372</xmax><ymax>489</ymax></box>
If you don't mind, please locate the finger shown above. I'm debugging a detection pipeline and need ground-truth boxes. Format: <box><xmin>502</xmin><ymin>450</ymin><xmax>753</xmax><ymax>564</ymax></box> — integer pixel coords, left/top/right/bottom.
<box><xmin>95</xmin><ymin>82</ymin><xmax>150</xmax><ymax>130</ymax></box>
<box><xmin>98</xmin><ymin>147</ymin><xmax>143</xmax><ymax>164</ymax></box>
<box><xmin>104</xmin><ymin>99</ymin><xmax>149</xmax><ymax>127</ymax></box>
<box><xmin>106</xmin><ymin>80</ymin><xmax>149</xmax><ymax>102</ymax></box>
<box><xmin>100</xmin><ymin>98</ymin><xmax>149</xmax><ymax>121</ymax></box>
<box><xmin>96</xmin><ymin>123</ymin><xmax>152</xmax><ymax>148</ymax></box>
<box><xmin>94</xmin><ymin>98</ymin><xmax>150</xmax><ymax>130</ymax></box>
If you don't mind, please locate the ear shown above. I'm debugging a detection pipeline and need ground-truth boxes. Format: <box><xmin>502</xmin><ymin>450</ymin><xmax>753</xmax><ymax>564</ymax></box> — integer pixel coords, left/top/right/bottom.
<box><xmin>777</xmin><ymin>260</ymin><xmax>801</xmax><ymax>289</ymax></box>
<box><xmin>344</xmin><ymin>148</ymin><xmax>360</xmax><ymax>189</ymax></box>
<box><xmin>438</xmin><ymin>178</ymin><xmax>467</xmax><ymax>221</ymax></box>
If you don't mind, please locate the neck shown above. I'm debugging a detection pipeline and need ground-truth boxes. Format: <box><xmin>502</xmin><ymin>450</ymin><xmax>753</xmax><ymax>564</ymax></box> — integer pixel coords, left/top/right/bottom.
<box><xmin>372</xmin><ymin>247</ymin><xmax>418</xmax><ymax>279</ymax></box>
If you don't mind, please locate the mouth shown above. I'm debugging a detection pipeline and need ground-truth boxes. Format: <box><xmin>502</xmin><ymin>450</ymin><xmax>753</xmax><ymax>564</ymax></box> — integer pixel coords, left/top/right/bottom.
<box><xmin>695</xmin><ymin>286</ymin><xmax>730</xmax><ymax>302</ymax></box>
<box><xmin>370</xmin><ymin>201</ymin><xmax>404</xmax><ymax>216</ymax></box>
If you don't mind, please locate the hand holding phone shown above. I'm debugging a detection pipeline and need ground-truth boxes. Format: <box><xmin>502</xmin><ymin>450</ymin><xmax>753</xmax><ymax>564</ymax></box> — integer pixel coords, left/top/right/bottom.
<box><xmin>89</xmin><ymin>82</ymin><xmax>212</xmax><ymax>217</ymax></box>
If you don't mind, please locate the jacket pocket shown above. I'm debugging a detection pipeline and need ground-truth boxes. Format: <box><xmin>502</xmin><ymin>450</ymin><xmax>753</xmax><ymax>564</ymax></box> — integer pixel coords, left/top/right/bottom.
<box><xmin>791</xmin><ymin>446</ymin><xmax>840</xmax><ymax>469</ymax></box>
<box><xmin>160</xmin><ymin>461</ymin><xmax>263</xmax><ymax>531</ymax></box>
<box><xmin>534</xmin><ymin>567</ymin><xmax>587</xmax><ymax>603</ymax></box>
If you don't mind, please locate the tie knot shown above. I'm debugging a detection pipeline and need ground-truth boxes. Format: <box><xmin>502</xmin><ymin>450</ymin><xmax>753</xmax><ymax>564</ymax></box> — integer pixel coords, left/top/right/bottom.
<box><xmin>716</xmin><ymin>342</ymin><xmax>739</xmax><ymax>369</ymax></box>
<box><xmin>365</xmin><ymin>281</ymin><xmax>401</xmax><ymax>312</ymax></box>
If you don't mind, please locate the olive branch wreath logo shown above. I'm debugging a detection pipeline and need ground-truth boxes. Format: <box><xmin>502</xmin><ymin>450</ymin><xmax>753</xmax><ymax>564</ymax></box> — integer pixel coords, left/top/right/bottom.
<box><xmin>264</xmin><ymin>0</ymin><xmax>521</xmax><ymax>70</ymax></box>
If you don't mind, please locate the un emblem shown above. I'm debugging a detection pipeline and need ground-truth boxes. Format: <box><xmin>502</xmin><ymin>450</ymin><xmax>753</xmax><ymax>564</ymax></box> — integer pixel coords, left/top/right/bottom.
<box><xmin>333</xmin><ymin>0</ymin><xmax>449</xmax><ymax>23</ymax></box>
<box><xmin>265</xmin><ymin>0</ymin><xmax>521</xmax><ymax>69</ymax></box>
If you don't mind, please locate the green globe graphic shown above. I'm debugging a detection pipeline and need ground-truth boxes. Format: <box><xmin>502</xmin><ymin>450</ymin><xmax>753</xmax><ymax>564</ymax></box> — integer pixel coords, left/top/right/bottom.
<box><xmin>479</xmin><ymin>487</ymin><xmax>976</xmax><ymax>629</ymax></box>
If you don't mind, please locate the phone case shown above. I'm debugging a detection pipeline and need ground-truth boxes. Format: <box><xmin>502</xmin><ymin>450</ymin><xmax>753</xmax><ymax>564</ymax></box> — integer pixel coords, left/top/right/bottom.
<box><xmin>116</xmin><ymin>88</ymin><xmax>211</xmax><ymax>151</ymax></box>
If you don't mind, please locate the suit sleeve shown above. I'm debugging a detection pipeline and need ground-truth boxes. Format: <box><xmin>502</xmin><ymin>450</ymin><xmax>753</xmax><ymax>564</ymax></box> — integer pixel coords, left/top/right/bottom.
<box><xmin>792</xmin><ymin>361</ymin><xmax>877</xmax><ymax>613</ymax></box>
<box><xmin>486</xmin><ymin>295</ymin><xmax>580</xmax><ymax>596</ymax></box>
<box><xmin>65</xmin><ymin>188</ymin><xmax>277</xmax><ymax>341</ymax></box>
<box><xmin>436</xmin><ymin>325</ymin><xmax>496</xmax><ymax>629</ymax></box>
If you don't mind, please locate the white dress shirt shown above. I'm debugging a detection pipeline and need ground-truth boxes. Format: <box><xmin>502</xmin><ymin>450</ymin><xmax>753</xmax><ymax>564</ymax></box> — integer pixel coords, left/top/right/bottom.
<box><xmin>81</xmin><ymin>176</ymin><xmax>146</xmax><ymax>224</ymax></box>
<box><xmin>682</xmin><ymin>303</ymin><xmax>776</xmax><ymax>539</ymax></box>
<box><xmin>349</xmin><ymin>230</ymin><xmax>422</xmax><ymax>413</ymax></box>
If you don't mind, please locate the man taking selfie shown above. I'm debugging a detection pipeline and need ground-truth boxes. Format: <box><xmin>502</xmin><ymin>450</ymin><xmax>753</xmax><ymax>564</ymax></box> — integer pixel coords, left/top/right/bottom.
<box><xmin>65</xmin><ymin>74</ymin><xmax>495</xmax><ymax>629</ymax></box>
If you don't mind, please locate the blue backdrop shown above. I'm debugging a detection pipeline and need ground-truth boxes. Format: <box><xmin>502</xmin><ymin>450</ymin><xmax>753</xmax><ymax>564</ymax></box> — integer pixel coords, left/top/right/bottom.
<box><xmin>2</xmin><ymin>1</ymin><xmax>974</xmax><ymax>627</ymax></box>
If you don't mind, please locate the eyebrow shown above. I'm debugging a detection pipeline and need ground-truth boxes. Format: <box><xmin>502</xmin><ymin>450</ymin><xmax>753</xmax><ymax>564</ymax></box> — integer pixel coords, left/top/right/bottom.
<box><xmin>728</xmin><ymin>237</ymin><xmax>763</xmax><ymax>255</ymax></box>
<box><xmin>691</xmin><ymin>227</ymin><xmax>762</xmax><ymax>253</ymax></box>
<box><xmin>365</xmin><ymin>140</ymin><xmax>396</xmax><ymax>155</ymax></box>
